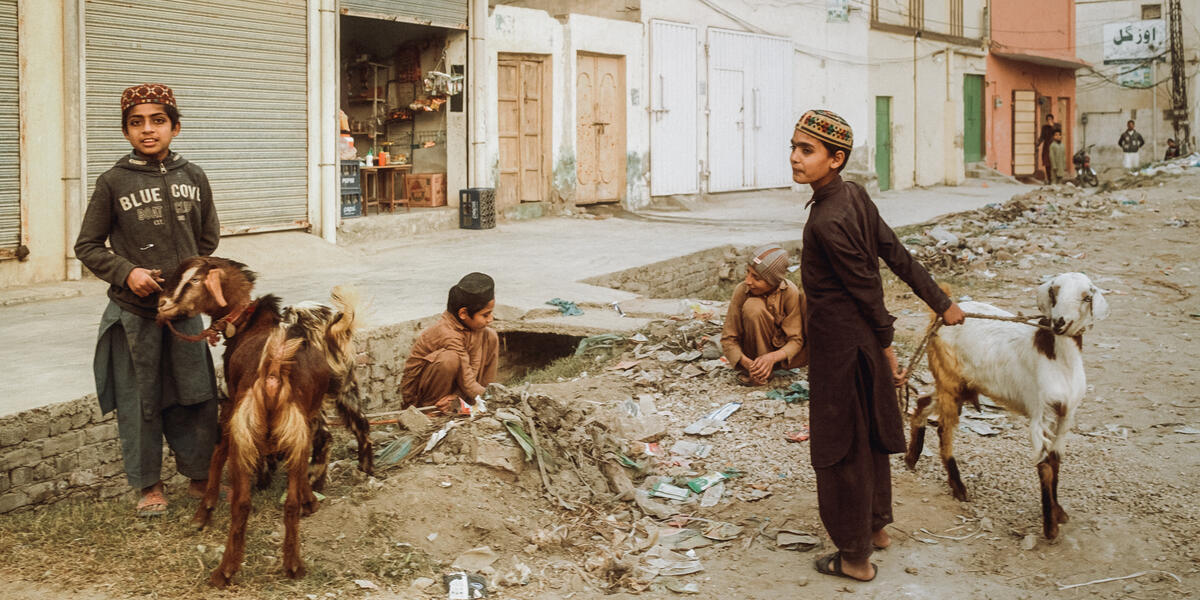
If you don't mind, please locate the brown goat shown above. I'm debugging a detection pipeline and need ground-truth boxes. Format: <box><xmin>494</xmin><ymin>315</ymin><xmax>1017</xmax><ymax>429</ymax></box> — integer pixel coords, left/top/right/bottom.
<box><xmin>156</xmin><ymin>256</ymin><xmax>373</xmax><ymax>586</ymax></box>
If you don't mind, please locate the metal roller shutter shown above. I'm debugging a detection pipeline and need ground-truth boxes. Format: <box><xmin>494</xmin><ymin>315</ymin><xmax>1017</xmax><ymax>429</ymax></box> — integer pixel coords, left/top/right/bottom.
<box><xmin>85</xmin><ymin>0</ymin><xmax>308</xmax><ymax>235</ymax></box>
<box><xmin>339</xmin><ymin>0</ymin><xmax>467</xmax><ymax>29</ymax></box>
<box><xmin>0</xmin><ymin>0</ymin><xmax>17</xmax><ymax>250</ymax></box>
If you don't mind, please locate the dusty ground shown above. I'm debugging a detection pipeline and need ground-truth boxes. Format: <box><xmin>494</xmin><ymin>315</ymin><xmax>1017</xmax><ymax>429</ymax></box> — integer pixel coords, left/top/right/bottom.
<box><xmin>1</xmin><ymin>171</ymin><xmax>1198</xmax><ymax>599</ymax></box>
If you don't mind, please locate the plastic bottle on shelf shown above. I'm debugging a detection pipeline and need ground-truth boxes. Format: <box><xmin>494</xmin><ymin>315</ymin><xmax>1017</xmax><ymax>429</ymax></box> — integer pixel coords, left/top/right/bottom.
<box><xmin>365</xmin><ymin>150</ymin><xmax>374</xmax><ymax>167</ymax></box>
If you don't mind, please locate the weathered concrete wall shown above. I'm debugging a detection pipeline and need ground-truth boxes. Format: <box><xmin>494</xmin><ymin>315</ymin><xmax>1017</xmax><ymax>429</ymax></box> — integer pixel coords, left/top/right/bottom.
<box><xmin>491</xmin><ymin>0</ymin><xmax>641</xmax><ymax>23</ymax></box>
<box><xmin>583</xmin><ymin>240</ymin><xmax>801</xmax><ymax>299</ymax></box>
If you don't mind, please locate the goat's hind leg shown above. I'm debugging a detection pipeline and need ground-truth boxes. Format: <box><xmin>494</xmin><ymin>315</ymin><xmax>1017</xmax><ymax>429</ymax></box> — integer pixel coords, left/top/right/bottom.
<box><xmin>307</xmin><ymin>419</ymin><xmax>332</xmax><ymax>497</ymax></box>
<box><xmin>282</xmin><ymin>453</ymin><xmax>311</xmax><ymax>579</ymax></box>
<box><xmin>335</xmin><ymin>380</ymin><xmax>374</xmax><ymax>476</ymax></box>
<box><xmin>904</xmin><ymin>394</ymin><xmax>934</xmax><ymax>469</ymax></box>
<box><xmin>210</xmin><ymin>451</ymin><xmax>254</xmax><ymax>588</ymax></box>
<box><xmin>936</xmin><ymin>390</ymin><xmax>970</xmax><ymax>502</ymax></box>
<box><xmin>193</xmin><ymin>426</ymin><xmax>230</xmax><ymax>530</ymax></box>
<box><xmin>1039</xmin><ymin>451</ymin><xmax>1067</xmax><ymax>540</ymax></box>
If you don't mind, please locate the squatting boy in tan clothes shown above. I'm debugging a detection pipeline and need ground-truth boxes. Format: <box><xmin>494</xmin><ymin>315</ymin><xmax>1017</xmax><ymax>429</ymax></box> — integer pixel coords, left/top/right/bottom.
<box><xmin>720</xmin><ymin>244</ymin><xmax>808</xmax><ymax>386</ymax></box>
<box><xmin>401</xmin><ymin>272</ymin><xmax>499</xmax><ymax>412</ymax></box>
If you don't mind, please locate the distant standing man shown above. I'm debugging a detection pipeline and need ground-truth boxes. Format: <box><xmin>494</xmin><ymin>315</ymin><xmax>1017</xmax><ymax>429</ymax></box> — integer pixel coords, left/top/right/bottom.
<box><xmin>1038</xmin><ymin>114</ymin><xmax>1057</xmax><ymax>182</ymax></box>
<box><xmin>1118</xmin><ymin>119</ymin><xmax>1145</xmax><ymax>171</ymax></box>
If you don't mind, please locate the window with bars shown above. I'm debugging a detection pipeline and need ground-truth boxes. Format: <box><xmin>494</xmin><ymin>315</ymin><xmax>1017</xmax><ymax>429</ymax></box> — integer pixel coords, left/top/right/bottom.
<box><xmin>1141</xmin><ymin>4</ymin><xmax>1162</xmax><ymax>19</ymax></box>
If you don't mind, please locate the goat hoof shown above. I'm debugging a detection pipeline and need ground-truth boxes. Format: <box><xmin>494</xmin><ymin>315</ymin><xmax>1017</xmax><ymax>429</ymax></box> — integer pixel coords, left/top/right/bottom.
<box><xmin>950</xmin><ymin>486</ymin><xmax>969</xmax><ymax>502</ymax></box>
<box><xmin>903</xmin><ymin>453</ymin><xmax>919</xmax><ymax>470</ymax></box>
<box><xmin>209</xmin><ymin>569</ymin><xmax>233</xmax><ymax>589</ymax></box>
<box><xmin>1054</xmin><ymin>506</ymin><xmax>1070</xmax><ymax>524</ymax></box>
<box><xmin>191</xmin><ymin>512</ymin><xmax>211</xmax><ymax>531</ymax></box>
<box><xmin>284</xmin><ymin>560</ymin><xmax>307</xmax><ymax>579</ymax></box>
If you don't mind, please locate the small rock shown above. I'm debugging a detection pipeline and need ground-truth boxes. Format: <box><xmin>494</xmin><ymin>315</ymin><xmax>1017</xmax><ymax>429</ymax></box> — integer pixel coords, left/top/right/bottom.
<box><xmin>905</xmin><ymin>566</ymin><xmax>919</xmax><ymax>575</ymax></box>
<box><xmin>411</xmin><ymin>576</ymin><xmax>436</xmax><ymax>590</ymax></box>
<box><xmin>796</xmin><ymin>576</ymin><xmax>809</xmax><ymax>587</ymax></box>
<box><xmin>1021</xmin><ymin>534</ymin><xmax>1036</xmax><ymax>550</ymax></box>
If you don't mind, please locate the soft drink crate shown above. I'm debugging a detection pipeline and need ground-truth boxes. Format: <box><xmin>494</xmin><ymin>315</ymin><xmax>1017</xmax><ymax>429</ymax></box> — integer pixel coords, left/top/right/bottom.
<box><xmin>341</xmin><ymin>192</ymin><xmax>362</xmax><ymax>218</ymax></box>
<box><xmin>340</xmin><ymin>160</ymin><xmax>362</xmax><ymax>193</ymax></box>
<box><xmin>405</xmin><ymin>173</ymin><xmax>446</xmax><ymax>207</ymax></box>
<box><xmin>459</xmin><ymin>188</ymin><xmax>495</xmax><ymax>230</ymax></box>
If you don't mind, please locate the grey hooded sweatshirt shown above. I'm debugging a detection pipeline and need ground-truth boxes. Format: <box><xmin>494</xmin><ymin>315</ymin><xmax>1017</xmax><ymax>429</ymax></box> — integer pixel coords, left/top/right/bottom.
<box><xmin>75</xmin><ymin>151</ymin><xmax>220</xmax><ymax>318</ymax></box>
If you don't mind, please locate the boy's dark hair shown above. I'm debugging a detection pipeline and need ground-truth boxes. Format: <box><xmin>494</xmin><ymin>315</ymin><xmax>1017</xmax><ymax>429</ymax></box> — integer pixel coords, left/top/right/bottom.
<box><xmin>1045</xmin><ymin>113</ymin><xmax>1054</xmax><ymax>121</ymax></box>
<box><xmin>819</xmin><ymin>140</ymin><xmax>852</xmax><ymax>173</ymax></box>
<box><xmin>1052</xmin><ymin>125</ymin><xmax>1062</xmax><ymax>134</ymax></box>
<box><xmin>122</xmin><ymin>103</ymin><xmax>181</xmax><ymax>132</ymax></box>
<box><xmin>446</xmin><ymin>272</ymin><xmax>495</xmax><ymax>317</ymax></box>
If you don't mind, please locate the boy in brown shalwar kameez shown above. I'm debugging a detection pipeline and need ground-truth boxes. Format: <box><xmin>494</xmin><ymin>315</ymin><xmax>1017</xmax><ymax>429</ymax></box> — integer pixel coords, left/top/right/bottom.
<box><xmin>401</xmin><ymin>273</ymin><xmax>499</xmax><ymax>413</ymax></box>
<box><xmin>792</xmin><ymin>110</ymin><xmax>965</xmax><ymax>582</ymax></box>
<box><xmin>721</xmin><ymin>244</ymin><xmax>808</xmax><ymax>386</ymax></box>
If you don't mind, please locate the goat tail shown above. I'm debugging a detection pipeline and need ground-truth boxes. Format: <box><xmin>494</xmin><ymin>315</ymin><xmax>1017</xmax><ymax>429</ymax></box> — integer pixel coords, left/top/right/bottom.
<box><xmin>325</xmin><ymin>285</ymin><xmax>360</xmax><ymax>382</ymax></box>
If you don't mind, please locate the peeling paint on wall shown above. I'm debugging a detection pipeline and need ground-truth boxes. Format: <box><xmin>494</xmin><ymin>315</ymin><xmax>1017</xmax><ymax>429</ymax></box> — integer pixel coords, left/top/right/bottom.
<box><xmin>625</xmin><ymin>151</ymin><xmax>649</xmax><ymax>210</ymax></box>
<box><xmin>494</xmin><ymin>12</ymin><xmax>515</xmax><ymax>34</ymax></box>
<box><xmin>552</xmin><ymin>151</ymin><xmax>576</xmax><ymax>203</ymax></box>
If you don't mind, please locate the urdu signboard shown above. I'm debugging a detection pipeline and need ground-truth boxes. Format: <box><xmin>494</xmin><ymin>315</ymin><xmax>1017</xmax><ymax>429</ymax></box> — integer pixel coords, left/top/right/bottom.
<box><xmin>1103</xmin><ymin>20</ymin><xmax>1167</xmax><ymax>64</ymax></box>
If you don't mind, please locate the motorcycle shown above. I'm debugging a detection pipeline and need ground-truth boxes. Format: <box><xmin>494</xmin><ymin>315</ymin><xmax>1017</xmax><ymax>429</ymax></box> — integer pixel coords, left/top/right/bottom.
<box><xmin>1072</xmin><ymin>144</ymin><xmax>1099</xmax><ymax>187</ymax></box>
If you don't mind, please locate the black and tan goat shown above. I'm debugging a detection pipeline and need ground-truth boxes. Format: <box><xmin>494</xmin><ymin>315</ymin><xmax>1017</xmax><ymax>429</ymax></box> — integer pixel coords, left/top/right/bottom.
<box><xmin>904</xmin><ymin>272</ymin><xmax>1108</xmax><ymax>540</ymax></box>
<box><xmin>156</xmin><ymin>256</ymin><xmax>372</xmax><ymax>586</ymax></box>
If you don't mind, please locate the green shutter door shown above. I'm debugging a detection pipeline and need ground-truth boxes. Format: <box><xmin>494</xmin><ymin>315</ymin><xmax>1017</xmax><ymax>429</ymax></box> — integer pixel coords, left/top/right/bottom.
<box><xmin>85</xmin><ymin>0</ymin><xmax>309</xmax><ymax>234</ymax></box>
<box><xmin>875</xmin><ymin>96</ymin><xmax>891</xmax><ymax>192</ymax></box>
<box><xmin>963</xmin><ymin>74</ymin><xmax>984</xmax><ymax>163</ymax></box>
<box><xmin>0</xmin><ymin>0</ymin><xmax>17</xmax><ymax>251</ymax></box>
<box><xmin>339</xmin><ymin>0</ymin><xmax>467</xmax><ymax>29</ymax></box>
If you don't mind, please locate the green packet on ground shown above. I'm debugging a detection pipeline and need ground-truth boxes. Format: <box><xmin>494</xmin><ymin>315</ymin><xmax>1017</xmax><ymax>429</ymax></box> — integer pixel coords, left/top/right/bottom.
<box><xmin>686</xmin><ymin>471</ymin><xmax>728</xmax><ymax>494</ymax></box>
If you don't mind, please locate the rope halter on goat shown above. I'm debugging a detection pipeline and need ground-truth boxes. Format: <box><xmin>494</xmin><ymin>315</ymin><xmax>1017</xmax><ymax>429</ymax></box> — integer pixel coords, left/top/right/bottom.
<box><xmin>165</xmin><ymin>300</ymin><xmax>259</xmax><ymax>347</ymax></box>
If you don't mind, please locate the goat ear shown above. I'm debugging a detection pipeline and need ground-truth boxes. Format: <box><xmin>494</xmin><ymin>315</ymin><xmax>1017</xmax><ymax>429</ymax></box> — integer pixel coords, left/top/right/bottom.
<box><xmin>205</xmin><ymin>269</ymin><xmax>228</xmax><ymax>307</ymax></box>
<box><xmin>1036</xmin><ymin>280</ymin><xmax>1052</xmax><ymax>317</ymax></box>
<box><xmin>1090</xmin><ymin>287</ymin><xmax>1110</xmax><ymax>321</ymax></box>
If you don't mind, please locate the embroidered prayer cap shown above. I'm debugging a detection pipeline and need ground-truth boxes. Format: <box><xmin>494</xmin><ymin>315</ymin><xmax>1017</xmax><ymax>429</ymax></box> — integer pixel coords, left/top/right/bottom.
<box><xmin>121</xmin><ymin>83</ymin><xmax>177</xmax><ymax>113</ymax></box>
<box><xmin>454</xmin><ymin>272</ymin><xmax>495</xmax><ymax>304</ymax></box>
<box><xmin>749</xmin><ymin>244</ymin><xmax>789</xmax><ymax>288</ymax></box>
<box><xmin>796</xmin><ymin>109</ymin><xmax>853</xmax><ymax>152</ymax></box>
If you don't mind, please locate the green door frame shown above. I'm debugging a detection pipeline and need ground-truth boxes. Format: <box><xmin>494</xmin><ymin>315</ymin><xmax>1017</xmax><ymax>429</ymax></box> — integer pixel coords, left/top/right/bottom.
<box><xmin>875</xmin><ymin>96</ymin><xmax>891</xmax><ymax>191</ymax></box>
<box><xmin>963</xmin><ymin>74</ymin><xmax>985</xmax><ymax>163</ymax></box>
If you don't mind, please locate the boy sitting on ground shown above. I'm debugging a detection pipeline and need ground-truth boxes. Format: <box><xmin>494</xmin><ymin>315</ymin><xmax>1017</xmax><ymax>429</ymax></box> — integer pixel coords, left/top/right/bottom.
<box><xmin>401</xmin><ymin>272</ymin><xmax>499</xmax><ymax>412</ymax></box>
<box><xmin>720</xmin><ymin>244</ymin><xmax>808</xmax><ymax>386</ymax></box>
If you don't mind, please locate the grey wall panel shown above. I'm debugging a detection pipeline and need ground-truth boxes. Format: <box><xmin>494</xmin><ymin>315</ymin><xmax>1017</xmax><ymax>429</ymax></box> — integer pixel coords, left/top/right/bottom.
<box><xmin>0</xmin><ymin>1</ymin><xmax>18</xmax><ymax>248</ymax></box>
<box><xmin>85</xmin><ymin>0</ymin><xmax>308</xmax><ymax>233</ymax></box>
<box><xmin>340</xmin><ymin>0</ymin><xmax>467</xmax><ymax>29</ymax></box>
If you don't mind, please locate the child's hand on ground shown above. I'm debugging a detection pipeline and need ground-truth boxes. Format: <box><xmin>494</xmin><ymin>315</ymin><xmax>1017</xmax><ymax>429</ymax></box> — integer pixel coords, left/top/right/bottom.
<box><xmin>884</xmin><ymin>346</ymin><xmax>907</xmax><ymax>387</ymax></box>
<box><xmin>942</xmin><ymin>302</ymin><xmax>965</xmax><ymax>326</ymax></box>
<box><xmin>748</xmin><ymin>352</ymin><xmax>781</xmax><ymax>383</ymax></box>
<box><xmin>434</xmin><ymin>394</ymin><xmax>458</xmax><ymax>415</ymax></box>
<box><xmin>125</xmin><ymin>267</ymin><xmax>164</xmax><ymax>297</ymax></box>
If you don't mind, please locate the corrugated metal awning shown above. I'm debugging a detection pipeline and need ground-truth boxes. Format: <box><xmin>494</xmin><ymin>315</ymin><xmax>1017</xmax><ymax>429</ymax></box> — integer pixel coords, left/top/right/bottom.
<box><xmin>85</xmin><ymin>0</ymin><xmax>309</xmax><ymax>235</ymax></box>
<box><xmin>0</xmin><ymin>0</ymin><xmax>18</xmax><ymax>250</ymax></box>
<box><xmin>340</xmin><ymin>0</ymin><xmax>468</xmax><ymax>29</ymax></box>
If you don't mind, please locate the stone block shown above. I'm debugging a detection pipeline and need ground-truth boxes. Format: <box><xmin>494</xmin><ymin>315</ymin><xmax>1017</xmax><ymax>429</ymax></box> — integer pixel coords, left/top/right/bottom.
<box><xmin>98</xmin><ymin>461</ymin><xmax>124</xmax><ymax>478</ymax></box>
<box><xmin>23</xmin><ymin>481</ymin><xmax>57</xmax><ymax>503</ymax></box>
<box><xmin>55</xmin><ymin>452</ymin><xmax>79</xmax><ymax>474</ymax></box>
<box><xmin>70</xmin><ymin>410</ymin><xmax>92</xmax><ymax>429</ymax></box>
<box><xmin>0</xmin><ymin>471</ymin><xmax>8</xmax><ymax>492</ymax></box>
<box><xmin>68</xmin><ymin>470</ymin><xmax>99</xmax><ymax>487</ymax></box>
<box><xmin>48</xmin><ymin>418</ymin><xmax>72</xmax><ymax>437</ymax></box>
<box><xmin>76</xmin><ymin>448</ymin><xmax>101</xmax><ymax>470</ymax></box>
<box><xmin>41</xmin><ymin>430</ymin><xmax>85</xmax><ymax>458</ymax></box>
<box><xmin>83</xmin><ymin>422</ymin><xmax>119</xmax><ymax>445</ymax></box>
<box><xmin>396</xmin><ymin>407</ymin><xmax>433</xmax><ymax>434</ymax></box>
<box><xmin>2</xmin><ymin>446</ymin><xmax>42</xmax><ymax>469</ymax></box>
<box><xmin>22</xmin><ymin>422</ymin><xmax>49</xmax><ymax>443</ymax></box>
<box><xmin>9</xmin><ymin>466</ymin><xmax>31</xmax><ymax>487</ymax></box>
<box><xmin>0</xmin><ymin>424</ymin><xmax>22</xmax><ymax>447</ymax></box>
<box><xmin>34</xmin><ymin>461</ymin><xmax>56</xmax><ymax>480</ymax></box>
<box><xmin>473</xmin><ymin>437</ymin><xmax>526</xmax><ymax>475</ymax></box>
<box><xmin>0</xmin><ymin>490</ymin><xmax>29</xmax><ymax>513</ymax></box>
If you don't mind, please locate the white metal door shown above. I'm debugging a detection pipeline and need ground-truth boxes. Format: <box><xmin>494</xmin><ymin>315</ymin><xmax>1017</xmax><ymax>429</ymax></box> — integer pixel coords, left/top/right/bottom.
<box><xmin>649</xmin><ymin>20</ymin><xmax>698</xmax><ymax>196</ymax></box>
<box><xmin>707</xmin><ymin>29</ymin><xmax>792</xmax><ymax>192</ymax></box>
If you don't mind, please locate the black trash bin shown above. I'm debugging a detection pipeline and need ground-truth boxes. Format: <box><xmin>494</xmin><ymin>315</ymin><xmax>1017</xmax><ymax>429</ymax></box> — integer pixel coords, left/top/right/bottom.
<box><xmin>459</xmin><ymin>188</ymin><xmax>496</xmax><ymax>229</ymax></box>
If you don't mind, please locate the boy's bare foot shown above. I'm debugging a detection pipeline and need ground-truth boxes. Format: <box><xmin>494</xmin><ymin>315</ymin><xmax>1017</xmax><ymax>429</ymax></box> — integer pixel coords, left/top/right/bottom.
<box><xmin>872</xmin><ymin>528</ymin><xmax>891</xmax><ymax>550</ymax></box>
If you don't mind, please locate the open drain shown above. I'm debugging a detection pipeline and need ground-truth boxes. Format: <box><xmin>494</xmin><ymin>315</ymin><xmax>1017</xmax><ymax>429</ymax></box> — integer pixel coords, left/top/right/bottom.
<box><xmin>497</xmin><ymin>330</ymin><xmax>585</xmax><ymax>384</ymax></box>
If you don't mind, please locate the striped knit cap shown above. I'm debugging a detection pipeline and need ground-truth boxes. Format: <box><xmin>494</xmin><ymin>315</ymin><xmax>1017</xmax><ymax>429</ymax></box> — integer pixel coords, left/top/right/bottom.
<box><xmin>796</xmin><ymin>109</ymin><xmax>853</xmax><ymax>152</ymax></box>
<box><xmin>121</xmin><ymin>83</ymin><xmax>177</xmax><ymax>112</ymax></box>
<box><xmin>749</xmin><ymin>244</ymin><xmax>789</xmax><ymax>288</ymax></box>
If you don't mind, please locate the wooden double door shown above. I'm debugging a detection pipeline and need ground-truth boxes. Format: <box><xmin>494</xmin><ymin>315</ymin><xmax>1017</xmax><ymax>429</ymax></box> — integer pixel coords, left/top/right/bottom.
<box><xmin>498</xmin><ymin>54</ymin><xmax>550</xmax><ymax>208</ymax></box>
<box><xmin>576</xmin><ymin>53</ymin><xmax>625</xmax><ymax>205</ymax></box>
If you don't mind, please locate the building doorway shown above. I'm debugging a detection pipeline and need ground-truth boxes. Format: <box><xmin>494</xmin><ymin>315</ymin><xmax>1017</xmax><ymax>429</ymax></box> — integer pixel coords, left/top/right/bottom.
<box><xmin>576</xmin><ymin>53</ymin><xmax>625</xmax><ymax>205</ymax></box>
<box><xmin>497</xmin><ymin>54</ymin><xmax>550</xmax><ymax>209</ymax></box>
<box><xmin>1012</xmin><ymin>90</ymin><xmax>1037</xmax><ymax>177</ymax></box>
<box><xmin>963</xmin><ymin>75</ymin><xmax>985</xmax><ymax>164</ymax></box>
<box><xmin>875</xmin><ymin>96</ymin><xmax>892</xmax><ymax>191</ymax></box>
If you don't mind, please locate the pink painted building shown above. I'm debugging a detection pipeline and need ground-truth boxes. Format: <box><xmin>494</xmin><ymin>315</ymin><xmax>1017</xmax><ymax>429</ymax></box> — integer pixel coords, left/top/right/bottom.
<box><xmin>985</xmin><ymin>0</ymin><xmax>1088</xmax><ymax>178</ymax></box>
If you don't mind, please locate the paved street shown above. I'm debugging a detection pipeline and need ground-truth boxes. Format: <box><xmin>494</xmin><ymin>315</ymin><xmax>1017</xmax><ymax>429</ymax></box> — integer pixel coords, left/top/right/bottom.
<box><xmin>0</xmin><ymin>180</ymin><xmax>1030</xmax><ymax>417</ymax></box>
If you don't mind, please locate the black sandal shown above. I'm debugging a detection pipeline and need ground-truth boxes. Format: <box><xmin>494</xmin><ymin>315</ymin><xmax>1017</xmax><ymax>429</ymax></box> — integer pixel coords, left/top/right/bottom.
<box><xmin>814</xmin><ymin>551</ymin><xmax>876</xmax><ymax>582</ymax></box>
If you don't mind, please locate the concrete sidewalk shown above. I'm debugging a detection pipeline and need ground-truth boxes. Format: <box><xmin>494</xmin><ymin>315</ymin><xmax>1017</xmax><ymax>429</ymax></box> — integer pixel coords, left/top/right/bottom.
<box><xmin>0</xmin><ymin>179</ymin><xmax>1030</xmax><ymax>417</ymax></box>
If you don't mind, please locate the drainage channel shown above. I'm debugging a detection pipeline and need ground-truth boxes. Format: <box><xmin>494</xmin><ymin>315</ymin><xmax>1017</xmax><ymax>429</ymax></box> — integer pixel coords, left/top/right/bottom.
<box><xmin>496</xmin><ymin>330</ymin><xmax>585</xmax><ymax>384</ymax></box>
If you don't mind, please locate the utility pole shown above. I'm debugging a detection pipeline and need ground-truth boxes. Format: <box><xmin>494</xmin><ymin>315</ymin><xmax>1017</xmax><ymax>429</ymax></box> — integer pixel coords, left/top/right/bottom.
<box><xmin>1168</xmin><ymin>0</ymin><xmax>1191</xmax><ymax>153</ymax></box>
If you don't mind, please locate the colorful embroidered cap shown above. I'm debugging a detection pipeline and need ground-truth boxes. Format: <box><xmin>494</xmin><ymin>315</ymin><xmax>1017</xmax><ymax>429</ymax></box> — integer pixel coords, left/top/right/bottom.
<box><xmin>796</xmin><ymin>109</ymin><xmax>853</xmax><ymax>151</ymax></box>
<box><xmin>121</xmin><ymin>83</ymin><xmax>177</xmax><ymax>112</ymax></box>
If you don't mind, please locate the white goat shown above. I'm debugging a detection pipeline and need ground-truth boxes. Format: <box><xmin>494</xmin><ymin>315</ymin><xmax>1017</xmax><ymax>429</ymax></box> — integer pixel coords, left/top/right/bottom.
<box><xmin>904</xmin><ymin>272</ymin><xmax>1109</xmax><ymax>539</ymax></box>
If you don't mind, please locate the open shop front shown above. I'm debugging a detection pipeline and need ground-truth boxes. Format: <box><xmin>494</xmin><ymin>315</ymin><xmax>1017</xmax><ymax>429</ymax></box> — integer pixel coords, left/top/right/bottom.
<box><xmin>338</xmin><ymin>6</ymin><xmax>466</xmax><ymax>219</ymax></box>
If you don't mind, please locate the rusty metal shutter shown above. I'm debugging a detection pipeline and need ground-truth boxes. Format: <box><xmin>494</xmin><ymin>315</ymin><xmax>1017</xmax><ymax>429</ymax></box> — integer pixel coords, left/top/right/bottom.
<box><xmin>0</xmin><ymin>0</ymin><xmax>18</xmax><ymax>250</ymax></box>
<box><xmin>84</xmin><ymin>0</ymin><xmax>308</xmax><ymax>235</ymax></box>
<box><xmin>339</xmin><ymin>0</ymin><xmax>467</xmax><ymax>29</ymax></box>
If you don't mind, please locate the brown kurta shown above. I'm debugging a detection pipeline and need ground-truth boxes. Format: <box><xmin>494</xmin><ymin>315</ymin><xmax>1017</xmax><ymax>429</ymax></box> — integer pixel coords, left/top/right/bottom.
<box><xmin>400</xmin><ymin>312</ymin><xmax>499</xmax><ymax>408</ymax></box>
<box><xmin>801</xmin><ymin>175</ymin><xmax>951</xmax><ymax>561</ymax></box>
<box><xmin>720</xmin><ymin>280</ymin><xmax>808</xmax><ymax>370</ymax></box>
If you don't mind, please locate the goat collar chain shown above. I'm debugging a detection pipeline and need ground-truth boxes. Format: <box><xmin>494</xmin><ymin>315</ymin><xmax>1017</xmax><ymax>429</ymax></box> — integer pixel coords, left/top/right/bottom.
<box><xmin>166</xmin><ymin>301</ymin><xmax>258</xmax><ymax>346</ymax></box>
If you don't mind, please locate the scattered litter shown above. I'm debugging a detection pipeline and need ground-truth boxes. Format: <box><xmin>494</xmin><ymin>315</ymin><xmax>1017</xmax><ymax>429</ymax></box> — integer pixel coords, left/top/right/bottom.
<box><xmin>685</xmin><ymin>471</ymin><xmax>728</xmax><ymax>493</ymax></box>
<box><xmin>1055</xmin><ymin>570</ymin><xmax>1181</xmax><ymax>591</ymax></box>
<box><xmin>664</xmin><ymin>580</ymin><xmax>701</xmax><ymax>594</ymax></box>
<box><xmin>424</xmin><ymin>421</ymin><xmax>460</xmax><ymax>453</ymax></box>
<box><xmin>444</xmin><ymin>571</ymin><xmax>489</xmax><ymax>599</ymax></box>
<box><xmin>353</xmin><ymin>579</ymin><xmax>378</xmax><ymax>590</ymax></box>
<box><xmin>1164</xmin><ymin>218</ymin><xmax>1189</xmax><ymax>227</ymax></box>
<box><xmin>962</xmin><ymin>419</ymin><xmax>1000</xmax><ymax>436</ymax></box>
<box><xmin>776</xmin><ymin>530</ymin><xmax>821</xmax><ymax>551</ymax></box>
<box><xmin>683</xmin><ymin>401</ymin><xmax>742</xmax><ymax>436</ymax></box>
<box><xmin>427</xmin><ymin>532</ymin><xmax>439</xmax><ymax>542</ymax></box>
<box><xmin>785</xmin><ymin>427</ymin><xmax>810</xmax><ymax>443</ymax></box>
<box><xmin>670</xmin><ymin>440</ymin><xmax>712</xmax><ymax>459</ymax></box>
<box><xmin>1020</xmin><ymin>534</ymin><xmax>1036</xmax><ymax>550</ymax></box>
<box><xmin>452</xmin><ymin>546</ymin><xmax>500</xmax><ymax>572</ymax></box>
<box><xmin>701</xmin><ymin>520</ymin><xmax>743</xmax><ymax>541</ymax></box>
<box><xmin>608</xmin><ymin>359</ymin><xmax>641</xmax><ymax>371</ymax></box>
<box><xmin>766</xmin><ymin>380</ymin><xmax>810</xmax><ymax>403</ymax></box>
<box><xmin>546</xmin><ymin>297</ymin><xmax>583</xmax><ymax>316</ymax></box>
<box><xmin>659</xmin><ymin>528</ymin><xmax>713</xmax><ymax>550</ymax></box>
<box><xmin>575</xmin><ymin>333</ymin><xmax>623</xmax><ymax>356</ymax></box>
<box><xmin>412</xmin><ymin>576</ymin><xmax>436</xmax><ymax>589</ymax></box>
<box><xmin>700</xmin><ymin>481</ymin><xmax>725</xmax><ymax>508</ymax></box>
<box><xmin>631</xmin><ymin>332</ymin><xmax>649</xmax><ymax>343</ymax></box>
<box><xmin>611</xmin><ymin>301</ymin><xmax>627</xmax><ymax>316</ymax></box>
<box><xmin>642</xmin><ymin>545</ymin><xmax>704</xmax><ymax>576</ymax></box>
<box><xmin>649</xmin><ymin>482</ymin><xmax>692</xmax><ymax>501</ymax></box>
<box><xmin>1174</xmin><ymin>426</ymin><xmax>1200</xmax><ymax>435</ymax></box>
<box><xmin>278</xmin><ymin>490</ymin><xmax>325</xmax><ymax>504</ymax></box>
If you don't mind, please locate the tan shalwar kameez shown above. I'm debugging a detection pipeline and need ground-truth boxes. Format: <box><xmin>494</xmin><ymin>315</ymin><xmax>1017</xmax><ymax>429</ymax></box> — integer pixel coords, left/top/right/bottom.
<box><xmin>400</xmin><ymin>312</ymin><xmax>499</xmax><ymax>408</ymax></box>
<box><xmin>721</xmin><ymin>279</ymin><xmax>809</xmax><ymax>373</ymax></box>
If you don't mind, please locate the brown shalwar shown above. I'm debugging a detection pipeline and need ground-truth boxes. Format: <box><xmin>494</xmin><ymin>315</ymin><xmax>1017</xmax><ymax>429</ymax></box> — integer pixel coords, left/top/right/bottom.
<box><xmin>801</xmin><ymin>175</ymin><xmax>951</xmax><ymax>562</ymax></box>
<box><xmin>721</xmin><ymin>280</ymin><xmax>808</xmax><ymax>372</ymax></box>
<box><xmin>401</xmin><ymin>312</ymin><xmax>499</xmax><ymax>408</ymax></box>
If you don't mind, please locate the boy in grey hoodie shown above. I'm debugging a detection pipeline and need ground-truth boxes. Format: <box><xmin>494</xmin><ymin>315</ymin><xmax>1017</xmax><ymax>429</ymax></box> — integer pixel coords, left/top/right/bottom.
<box><xmin>74</xmin><ymin>83</ymin><xmax>220</xmax><ymax>517</ymax></box>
